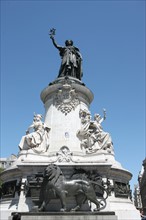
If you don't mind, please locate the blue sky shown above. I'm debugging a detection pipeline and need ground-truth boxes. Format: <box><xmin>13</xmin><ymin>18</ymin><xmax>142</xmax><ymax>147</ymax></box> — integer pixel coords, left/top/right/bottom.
<box><xmin>1</xmin><ymin>0</ymin><xmax>145</xmax><ymax>193</ymax></box>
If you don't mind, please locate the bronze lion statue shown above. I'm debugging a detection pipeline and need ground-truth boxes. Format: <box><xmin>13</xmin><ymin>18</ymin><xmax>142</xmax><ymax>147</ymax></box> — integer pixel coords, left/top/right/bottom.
<box><xmin>38</xmin><ymin>164</ymin><xmax>107</xmax><ymax>212</ymax></box>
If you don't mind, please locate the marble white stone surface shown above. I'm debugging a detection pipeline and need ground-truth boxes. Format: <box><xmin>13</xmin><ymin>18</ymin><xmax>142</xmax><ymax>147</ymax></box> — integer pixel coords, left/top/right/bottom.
<box><xmin>0</xmin><ymin>77</ymin><xmax>141</xmax><ymax>220</ymax></box>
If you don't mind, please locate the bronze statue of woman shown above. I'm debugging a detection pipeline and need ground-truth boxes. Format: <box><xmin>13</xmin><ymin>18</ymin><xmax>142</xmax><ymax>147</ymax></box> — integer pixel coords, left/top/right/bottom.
<box><xmin>49</xmin><ymin>29</ymin><xmax>83</xmax><ymax>80</ymax></box>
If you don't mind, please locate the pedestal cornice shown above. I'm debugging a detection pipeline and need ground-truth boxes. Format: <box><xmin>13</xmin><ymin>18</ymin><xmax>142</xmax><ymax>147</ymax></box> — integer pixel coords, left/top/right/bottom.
<box><xmin>40</xmin><ymin>77</ymin><xmax>94</xmax><ymax>105</ymax></box>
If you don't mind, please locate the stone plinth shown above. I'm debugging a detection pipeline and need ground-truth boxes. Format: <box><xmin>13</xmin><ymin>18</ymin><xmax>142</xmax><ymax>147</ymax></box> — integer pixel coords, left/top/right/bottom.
<box><xmin>40</xmin><ymin>77</ymin><xmax>93</xmax><ymax>155</ymax></box>
<box><xmin>10</xmin><ymin>212</ymin><xmax>117</xmax><ymax>220</ymax></box>
<box><xmin>0</xmin><ymin>77</ymin><xmax>141</xmax><ymax>220</ymax></box>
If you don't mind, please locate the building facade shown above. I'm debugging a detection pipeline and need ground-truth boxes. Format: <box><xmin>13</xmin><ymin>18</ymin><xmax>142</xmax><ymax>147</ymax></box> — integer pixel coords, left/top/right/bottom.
<box><xmin>134</xmin><ymin>158</ymin><xmax>146</xmax><ymax>215</ymax></box>
<box><xmin>0</xmin><ymin>155</ymin><xmax>17</xmax><ymax>170</ymax></box>
<box><xmin>140</xmin><ymin>158</ymin><xmax>146</xmax><ymax>215</ymax></box>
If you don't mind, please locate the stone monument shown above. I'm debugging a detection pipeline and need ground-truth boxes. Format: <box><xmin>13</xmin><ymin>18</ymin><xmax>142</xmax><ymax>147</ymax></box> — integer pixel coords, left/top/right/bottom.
<box><xmin>0</xmin><ymin>29</ymin><xmax>140</xmax><ymax>220</ymax></box>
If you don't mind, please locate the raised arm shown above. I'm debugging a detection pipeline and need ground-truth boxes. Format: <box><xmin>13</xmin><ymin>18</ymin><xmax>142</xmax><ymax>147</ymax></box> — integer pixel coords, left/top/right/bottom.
<box><xmin>99</xmin><ymin>109</ymin><xmax>106</xmax><ymax>124</ymax></box>
<box><xmin>50</xmin><ymin>35</ymin><xmax>62</xmax><ymax>50</ymax></box>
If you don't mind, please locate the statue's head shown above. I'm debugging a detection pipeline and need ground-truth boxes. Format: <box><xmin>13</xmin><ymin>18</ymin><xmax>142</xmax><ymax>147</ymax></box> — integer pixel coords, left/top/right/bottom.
<box><xmin>65</xmin><ymin>40</ymin><xmax>73</xmax><ymax>46</ymax></box>
<box><xmin>33</xmin><ymin>114</ymin><xmax>43</xmax><ymax>121</ymax></box>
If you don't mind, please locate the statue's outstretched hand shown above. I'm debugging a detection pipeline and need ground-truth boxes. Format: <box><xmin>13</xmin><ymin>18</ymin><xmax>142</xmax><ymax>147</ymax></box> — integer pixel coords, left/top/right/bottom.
<box><xmin>50</xmin><ymin>35</ymin><xmax>54</xmax><ymax>39</ymax></box>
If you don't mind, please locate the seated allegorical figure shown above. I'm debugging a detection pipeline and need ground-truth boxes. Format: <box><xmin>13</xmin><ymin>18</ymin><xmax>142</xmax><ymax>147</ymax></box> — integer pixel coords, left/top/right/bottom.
<box><xmin>19</xmin><ymin>114</ymin><xmax>50</xmax><ymax>154</ymax></box>
<box><xmin>77</xmin><ymin>109</ymin><xmax>101</xmax><ymax>152</ymax></box>
<box><xmin>77</xmin><ymin>109</ymin><xmax>114</xmax><ymax>154</ymax></box>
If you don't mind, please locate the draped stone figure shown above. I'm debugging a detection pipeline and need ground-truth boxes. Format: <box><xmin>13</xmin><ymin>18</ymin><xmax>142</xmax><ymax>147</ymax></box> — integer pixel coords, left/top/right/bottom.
<box><xmin>19</xmin><ymin>114</ymin><xmax>50</xmax><ymax>154</ymax></box>
<box><xmin>77</xmin><ymin>109</ymin><xmax>114</xmax><ymax>154</ymax></box>
<box><xmin>93</xmin><ymin>113</ymin><xmax>113</xmax><ymax>152</ymax></box>
<box><xmin>50</xmin><ymin>29</ymin><xmax>83</xmax><ymax>80</ymax></box>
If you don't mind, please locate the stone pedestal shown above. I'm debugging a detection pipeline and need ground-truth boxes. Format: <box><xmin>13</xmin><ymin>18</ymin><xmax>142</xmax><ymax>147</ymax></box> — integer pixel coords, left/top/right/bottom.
<box><xmin>0</xmin><ymin>77</ymin><xmax>141</xmax><ymax>220</ymax></box>
<box><xmin>41</xmin><ymin>77</ymin><xmax>93</xmax><ymax>155</ymax></box>
<box><xmin>10</xmin><ymin>212</ymin><xmax>117</xmax><ymax>220</ymax></box>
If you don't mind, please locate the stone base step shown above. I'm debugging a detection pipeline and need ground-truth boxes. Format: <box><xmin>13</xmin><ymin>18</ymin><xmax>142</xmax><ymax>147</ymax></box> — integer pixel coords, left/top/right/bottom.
<box><xmin>10</xmin><ymin>212</ymin><xmax>118</xmax><ymax>220</ymax></box>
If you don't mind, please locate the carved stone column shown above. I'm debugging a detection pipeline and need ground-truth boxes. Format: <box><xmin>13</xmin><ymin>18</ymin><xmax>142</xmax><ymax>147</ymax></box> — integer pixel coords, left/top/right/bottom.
<box><xmin>41</xmin><ymin>77</ymin><xmax>93</xmax><ymax>156</ymax></box>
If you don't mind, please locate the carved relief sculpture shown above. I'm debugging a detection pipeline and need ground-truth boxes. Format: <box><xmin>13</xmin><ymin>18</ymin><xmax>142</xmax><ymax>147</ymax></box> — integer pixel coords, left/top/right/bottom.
<box><xmin>56</xmin><ymin>146</ymin><xmax>73</xmax><ymax>162</ymax></box>
<box><xmin>54</xmin><ymin>83</ymin><xmax>79</xmax><ymax>115</ymax></box>
<box><xmin>114</xmin><ymin>181</ymin><xmax>131</xmax><ymax>198</ymax></box>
